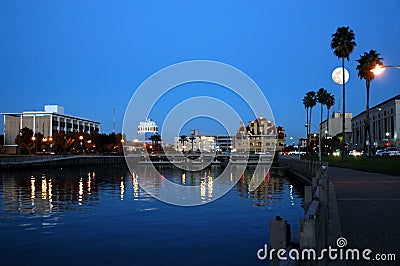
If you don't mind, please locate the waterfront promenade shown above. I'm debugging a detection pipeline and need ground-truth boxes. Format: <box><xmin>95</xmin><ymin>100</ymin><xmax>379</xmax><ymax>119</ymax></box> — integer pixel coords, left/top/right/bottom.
<box><xmin>329</xmin><ymin>167</ymin><xmax>400</xmax><ymax>265</ymax></box>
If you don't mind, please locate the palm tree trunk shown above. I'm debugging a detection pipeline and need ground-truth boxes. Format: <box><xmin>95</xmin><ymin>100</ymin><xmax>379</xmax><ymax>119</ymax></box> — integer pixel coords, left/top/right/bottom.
<box><xmin>365</xmin><ymin>79</ymin><xmax>371</xmax><ymax>157</ymax></box>
<box><xmin>341</xmin><ymin>58</ymin><xmax>346</xmax><ymax>162</ymax></box>
<box><xmin>309</xmin><ymin>107</ymin><xmax>313</xmax><ymax>154</ymax></box>
<box><xmin>319</xmin><ymin>103</ymin><xmax>323</xmax><ymax>161</ymax></box>
<box><xmin>306</xmin><ymin>107</ymin><xmax>309</xmax><ymax>153</ymax></box>
<box><xmin>327</xmin><ymin>107</ymin><xmax>330</xmax><ymax>137</ymax></box>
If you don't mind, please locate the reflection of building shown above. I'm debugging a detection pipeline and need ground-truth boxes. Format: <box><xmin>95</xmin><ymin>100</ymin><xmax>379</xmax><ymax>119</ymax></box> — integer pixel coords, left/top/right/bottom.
<box><xmin>234</xmin><ymin>115</ymin><xmax>284</xmax><ymax>152</ymax></box>
<box><xmin>1</xmin><ymin>171</ymin><xmax>100</xmax><ymax>215</ymax></box>
<box><xmin>320</xmin><ymin>112</ymin><xmax>352</xmax><ymax>138</ymax></box>
<box><xmin>352</xmin><ymin>94</ymin><xmax>400</xmax><ymax>149</ymax></box>
<box><xmin>2</xmin><ymin>105</ymin><xmax>100</xmax><ymax>154</ymax></box>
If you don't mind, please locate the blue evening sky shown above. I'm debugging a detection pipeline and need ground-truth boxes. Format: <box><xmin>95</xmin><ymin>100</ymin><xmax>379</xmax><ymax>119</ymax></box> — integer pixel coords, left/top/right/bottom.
<box><xmin>1</xmin><ymin>0</ymin><xmax>399</xmax><ymax>143</ymax></box>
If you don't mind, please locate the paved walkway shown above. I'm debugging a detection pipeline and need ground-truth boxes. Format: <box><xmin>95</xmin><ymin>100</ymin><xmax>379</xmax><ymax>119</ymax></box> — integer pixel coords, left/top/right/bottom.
<box><xmin>329</xmin><ymin>167</ymin><xmax>400</xmax><ymax>265</ymax></box>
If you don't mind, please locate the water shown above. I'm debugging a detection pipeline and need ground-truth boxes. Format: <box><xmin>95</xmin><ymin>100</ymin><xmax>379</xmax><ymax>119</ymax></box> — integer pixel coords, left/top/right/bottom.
<box><xmin>0</xmin><ymin>165</ymin><xmax>304</xmax><ymax>266</ymax></box>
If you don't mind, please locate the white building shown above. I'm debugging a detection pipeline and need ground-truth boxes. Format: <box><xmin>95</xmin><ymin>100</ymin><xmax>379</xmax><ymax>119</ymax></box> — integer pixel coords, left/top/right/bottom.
<box><xmin>2</xmin><ymin>105</ymin><xmax>100</xmax><ymax>153</ymax></box>
<box><xmin>352</xmin><ymin>94</ymin><xmax>400</xmax><ymax>149</ymax></box>
<box><xmin>137</xmin><ymin>118</ymin><xmax>158</xmax><ymax>135</ymax></box>
<box><xmin>320</xmin><ymin>112</ymin><xmax>352</xmax><ymax>139</ymax></box>
<box><xmin>174</xmin><ymin>135</ymin><xmax>215</xmax><ymax>153</ymax></box>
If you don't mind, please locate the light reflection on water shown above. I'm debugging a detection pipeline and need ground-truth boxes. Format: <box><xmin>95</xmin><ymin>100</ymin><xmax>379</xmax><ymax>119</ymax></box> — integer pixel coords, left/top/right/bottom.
<box><xmin>0</xmin><ymin>166</ymin><xmax>304</xmax><ymax>266</ymax></box>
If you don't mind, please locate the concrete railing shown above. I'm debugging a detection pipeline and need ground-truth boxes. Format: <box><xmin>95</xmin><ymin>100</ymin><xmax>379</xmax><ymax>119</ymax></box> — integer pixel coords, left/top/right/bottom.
<box><xmin>299</xmin><ymin>166</ymin><xmax>329</xmax><ymax>265</ymax></box>
<box><xmin>278</xmin><ymin>155</ymin><xmax>328</xmax><ymax>182</ymax></box>
<box><xmin>269</xmin><ymin>166</ymin><xmax>329</xmax><ymax>266</ymax></box>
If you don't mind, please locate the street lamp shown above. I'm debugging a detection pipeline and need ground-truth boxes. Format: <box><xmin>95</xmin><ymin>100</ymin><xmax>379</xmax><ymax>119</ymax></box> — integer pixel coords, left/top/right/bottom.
<box><xmin>42</xmin><ymin>137</ymin><xmax>48</xmax><ymax>152</ymax></box>
<box><xmin>79</xmin><ymin>135</ymin><xmax>84</xmax><ymax>153</ymax></box>
<box><xmin>371</xmin><ymin>64</ymin><xmax>400</xmax><ymax>76</ymax></box>
<box><xmin>31</xmin><ymin>136</ymin><xmax>37</xmax><ymax>154</ymax></box>
<box><xmin>48</xmin><ymin>137</ymin><xmax>53</xmax><ymax>153</ymax></box>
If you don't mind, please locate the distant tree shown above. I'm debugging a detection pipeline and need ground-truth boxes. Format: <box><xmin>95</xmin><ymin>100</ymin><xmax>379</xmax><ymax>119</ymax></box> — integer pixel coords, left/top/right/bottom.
<box><xmin>303</xmin><ymin>91</ymin><xmax>317</xmax><ymax>153</ymax></box>
<box><xmin>356</xmin><ymin>50</ymin><xmax>383</xmax><ymax>157</ymax></box>
<box><xmin>149</xmin><ymin>134</ymin><xmax>162</xmax><ymax>151</ymax></box>
<box><xmin>31</xmin><ymin>131</ymin><xmax>44</xmax><ymax>154</ymax></box>
<box><xmin>317</xmin><ymin>88</ymin><xmax>329</xmax><ymax>127</ymax></box>
<box><xmin>179</xmin><ymin>135</ymin><xmax>188</xmax><ymax>152</ymax></box>
<box><xmin>331</xmin><ymin>26</ymin><xmax>356</xmax><ymax>161</ymax></box>
<box><xmin>325</xmin><ymin>93</ymin><xmax>335</xmax><ymax>136</ymax></box>
<box><xmin>14</xmin><ymin>127</ymin><xmax>34</xmax><ymax>154</ymax></box>
<box><xmin>317</xmin><ymin>88</ymin><xmax>329</xmax><ymax>157</ymax></box>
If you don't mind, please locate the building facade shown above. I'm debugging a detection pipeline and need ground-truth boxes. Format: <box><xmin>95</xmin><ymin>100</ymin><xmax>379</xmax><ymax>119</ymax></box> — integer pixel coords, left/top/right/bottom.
<box><xmin>352</xmin><ymin>94</ymin><xmax>400</xmax><ymax>150</ymax></box>
<box><xmin>137</xmin><ymin>118</ymin><xmax>159</xmax><ymax>136</ymax></box>
<box><xmin>320</xmin><ymin>112</ymin><xmax>352</xmax><ymax>139</ymax></box>
<box><xmin>234</xmin><ymin>115</ymin><xmax>285</xmax><ymax>153</ymax></box>
<box><xmin>212</xmin><ymin>135</ymin><xmax>234</xmax><ymax>152</ymax></box>
<box><xmin>174</xmin><ymin>135</ymin><xmax>215</xmax><ymax>153</ymax></box>
<box><xmin>2</xmin><ymin>105</ymin><xmax>100</xmax><ymax>153</ymax></box>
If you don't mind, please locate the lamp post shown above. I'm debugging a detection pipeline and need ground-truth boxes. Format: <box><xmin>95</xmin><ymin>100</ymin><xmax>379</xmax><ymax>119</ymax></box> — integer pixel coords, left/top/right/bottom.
<box><xmin>63</xmin><ymin>134</ymin><xmax>67</xmax><ymax>157</ymax></box>
<box><xmin>385</xmin><ymin>132</ymin><xmax>390</xmax><ymax>147</ymax></box>
<box><xmin>42</xmin><ymin>137</ymin><xmax>48</xmax><ymax>152</ymax></box>
<box><xmin>79</xmin><ymin>135</ymin><xmax>84</xmax><ymax>153</ymax></box>
<box><xmin>18</xmin><ymin>129</ymin><xmax>22</xmax><ymax>155</ymax></box>
<box><xmin>120</xmin><ymin>139</ymin><xmax>125</xmax><ymax>154</ymax></box>
<box><xmin>49</xmin><ymin>137</ymin><xmax>53</xmax><ymax>153</ymax></box>
<box><xmin>31</xmin><ymin>136</ymin><xmax>37</xmax><ymax>155</ymax></box>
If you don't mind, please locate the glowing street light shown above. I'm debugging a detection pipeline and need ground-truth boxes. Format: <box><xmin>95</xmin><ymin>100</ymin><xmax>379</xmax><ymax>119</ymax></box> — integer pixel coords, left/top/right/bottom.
<box><xmin>31</xmin><ymin>136</ymin><xmax>37</xmax><ymax>154</ymax></box>
<box><xmin>79</xmin><ymin>135</ymin><xmax>84</xmax><ymax>153</ymax></box>
<box><xmin>371</xmin><ymin>64</ymin><xmax>400</xmax><ymax>76</ymax></box>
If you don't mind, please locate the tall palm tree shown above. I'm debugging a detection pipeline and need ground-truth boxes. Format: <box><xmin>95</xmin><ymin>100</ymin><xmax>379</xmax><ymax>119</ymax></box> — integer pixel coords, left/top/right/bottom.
<box><xmin>325</xmin><ymin>93</ymin><xmax>336</xmax><ymax>137</ymax></box>
<box><xmin>317</xmin><ymin>88</ymin><xmax>329</xmax><ymax>128</ymax></box>
<box><xmin>303</xmin><ymin>91</ymin><xmax>317</xmax><ymax>153</ymax></box>
<box><xmin>302</xmin><ymin>95</ymin><xmax>310</xmax><ymax>139</ymax></box>
<box><xmin>317</xmin><ymin>88</ymin><xmax>329</xmax><ymax>160</ymax></box>
<box><xmin>356</xmin><ymin>50</ymin><xmax>383</xmax><ymax>157</ymax></box>
<box><xmin>331</xmin><ymin>26</ymin><xmax>356</xmax><ymax>161</ymax></box>
<box><xmin>149</xmin><ymin>134</ymin><xmax>162</xmax><ymax>151</ymax></box>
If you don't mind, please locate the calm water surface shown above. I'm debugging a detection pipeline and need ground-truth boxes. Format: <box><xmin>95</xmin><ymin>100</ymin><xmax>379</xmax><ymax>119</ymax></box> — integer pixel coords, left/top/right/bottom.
<box><xmin>0</xmin><ymin>165</ymin><xmax>304</xmax><ymax>266</ymax></box>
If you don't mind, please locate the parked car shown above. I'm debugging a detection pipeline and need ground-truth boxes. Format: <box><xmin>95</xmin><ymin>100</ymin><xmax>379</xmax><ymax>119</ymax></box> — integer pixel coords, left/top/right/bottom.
<box><xmin>375</xmin><ymin>149</ymin><xmax>385</xmax><ymax>156</ymax></box>
<box><xmin>382</xmin><ymin>147</ymin><xmax>400</xmax><ymax>156</ymax></box>
<box><xmin>349</xmin><ymin>150</ymin><xmax>362</xmax><ymax>156</ymax></box>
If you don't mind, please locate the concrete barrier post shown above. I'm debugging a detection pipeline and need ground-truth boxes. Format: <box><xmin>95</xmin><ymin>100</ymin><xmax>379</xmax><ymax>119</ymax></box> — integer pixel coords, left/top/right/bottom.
<box><xmin>300</xmin><ymin>218</ymin><xmax>316</xmax><ymax>249</ymax></box>
<box><xmin>304</xmin><ymin>186</ymin><xmax>313</xmax><ymax>211</ymax></box>
<box><xmin>270</xmin><ymin>216</ymin><xmax>291</xmax><ymax>266</ymax></box>
<box><xmin>270</xmin><ymin>216</ymin><xmax>291</xmax><ymax>249</ymax></box>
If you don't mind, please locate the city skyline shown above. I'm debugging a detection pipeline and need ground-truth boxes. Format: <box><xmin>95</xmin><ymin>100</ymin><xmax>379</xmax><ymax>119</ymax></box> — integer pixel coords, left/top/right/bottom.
<box><xmin>1</xmin><ymin>1</ymin><xmax>400</xmax><ymax>142</ymax></box>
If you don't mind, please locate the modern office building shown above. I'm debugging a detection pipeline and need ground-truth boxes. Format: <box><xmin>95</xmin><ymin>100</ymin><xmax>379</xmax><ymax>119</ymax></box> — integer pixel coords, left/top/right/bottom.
<box><xmin>212</xmin><ymin>135</ymin><xmax>234</xmax><ymax>152</ymax></box>
<box><xmin>320</xmin><ymin>112</ymin><xmax>352</xmax><ymax>139</ymax></box>
<box><xmin>352</xmin><ymin>94</ymin><xmax>400</xmax><ymax>149</ymax></box>
<box><xmin>2</xmin><ymin>105</ymin><xmax>100</xmax><ymax>153</ymax></box>
<box><xmin>234</xmin><ymin>115</ymin><xmax>285</xmax><ymax>153</ymax></box>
